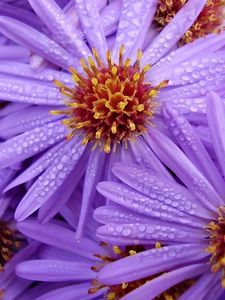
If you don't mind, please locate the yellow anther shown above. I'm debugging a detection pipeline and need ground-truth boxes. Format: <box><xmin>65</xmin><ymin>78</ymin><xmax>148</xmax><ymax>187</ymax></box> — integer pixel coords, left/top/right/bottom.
<box><xmin>125</xmin><ymin>58</ymin><xmax>131</xmax><ymax>68</ymax></box>
<box><xmin>107</xmin><ymin>50</ymin><xmax>112</xmax><ymax>67</ymax></box>
<box><xmin>94</xmin><ymin>112</ymin><xmax>101</xmax><ymax>119</ymax></box>
<box><xmin>92</xmin><ymin>48</ymin><xmax>102</xmax><ymax>66</ymax></box>
<box><xmin>129</xmin><ymin>250</ymin><xmax>136</xmax><ymax>256</ymax></box>
<box><xmin>50</xmin><ymin>110</ymin><xmax>63</xmax><ymax>115</ymax></box>
<box><xmin>111</xmin><ymin>66</ymin><xmax>118</xmax><ymax>76</ymax></box>
<box><xmin>75</xmin><ymin>121</ymin><xmax>90</xmax><ymax>129</ymax></box>
<box><xmin>72</xmin><ymin>73</ymin><xmax>81</xmax><ymax>83</ymax></box>
<box><xmin>149</xmin><ymin>89</ymin><xmax>158</xmax><ymax>97</ymax></box>
<box><xmin>133</xmin><ymin>73</ymin><xmax>140</xmax><ymax>82</ymax></box>
<box><xmin>104</xmin><ymin>138</ymin><xmax>111</xmax><ymax>153</ymax></box>
<box><xmin>95</xmin><ymin>127</ymin><xmax>104</xmax><ymax>139</ymax></box>
<box><xmin>137</xmin><ymin>49</ymin><xmax>143</xmax><ymax>61</ymax></box>
<box><xmin>142</xmin><ymin>64</ymin><xmax>151</xmax><ymax>74</ymax></box>
<box><xmin>128</xmin><ymin>120</ymin><xmax>136</xmax><ymax>131</ymax></box>
<box><xmin>107</xmin><ymin>292</ymin><xmax>116</xmax><ymax>300</ymax></box>
<box><xmin>111</xmin><ymin>122</ymin><xmax>117</xmax><ymax>134</ymax></box>
<box><xmin>113</xmin><ymin>246</ymin><xmax>122</xmax><ymax>254</ymax></box>
<box><xmin>53</xmin><ymin>79</ymin><xmax>64</xmax><ymax>88</ymax></box>
<box><xmin>122</xmin><ymin>283</ymin><xmax>128</xmax><ymax>289</ymax></box>
<box><xmin>91</xmin><ymin>78</ymin><xmax>98</xmax><ymax>86</ymax></box>
<box><xmin>137</xmin><ymin>104</ymin><xmax>145</xmax><ymax>112</ymax></box>
<box><xmin>82</xmin><ymin>133</ymin><xmax>93</xmax><ymax>145</ymax></box>
<box><xmin>119</xmin><ymin>45</ymin><xmax>125</xmax><ymax>64</ymax></box>
<box><xmin>88</xmin><ymin>56</ymin><xmax>95</xmax><ymax>68</ymax></box>
<box><xmin>155</xmin><ymin>242</ymin><xmax>162</xmax><ymax>249</ymax></box>
<box><xmin>118</xmin><ymin>102</ymin><xmax>126</xmax><ymax>110</ymax></box>
<box><xmin>69</xmin><ymin>103</ymin><xmax>87</xmax><ymax>109</ymax></box>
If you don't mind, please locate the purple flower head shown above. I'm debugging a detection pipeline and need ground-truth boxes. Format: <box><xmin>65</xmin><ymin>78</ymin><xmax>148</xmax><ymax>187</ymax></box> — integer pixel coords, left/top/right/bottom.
<box><xmin>15</xmin><ymin>212</ymin><xmax>199</xmax><ymax>300</ymax></box>
<box><xmin>0</xmin><ymin>0</ymin><xmax>224</xmax><ymax>240</ymax></box>
<box><xmin>94</xmin><ymin>92</ymin><xmax>225</xmax><ymax>299</ymax></box>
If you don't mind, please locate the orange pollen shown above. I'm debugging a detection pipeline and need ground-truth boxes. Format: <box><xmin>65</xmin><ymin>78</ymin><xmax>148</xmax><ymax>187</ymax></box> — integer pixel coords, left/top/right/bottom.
<box><xmin>154</xmin><ymin>0</ymin><xmax>225</xmax><ymax>45</ymax></box>
<box><xmin>89</xmin><ymin>243</ymin><xmax>194</xmax><ymax>300</ymax></box>
<box><xmin>206</xmin><ymin>206</ymin><xmax>225</xmax><ymax>288</ymax></box>
<box><xmin>0</xmin><ymin>221</ymin><xmax>23</xmax><ymax>272</ymax></box>
<box><xmin>51</xmin><ymin>46</ymin><xmax>168</xmax><ymax>153</ymax></box>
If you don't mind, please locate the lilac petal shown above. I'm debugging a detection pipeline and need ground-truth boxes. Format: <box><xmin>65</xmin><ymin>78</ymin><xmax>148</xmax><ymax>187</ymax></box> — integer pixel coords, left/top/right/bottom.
<box><xmin>97</xmin><ymin>181</ymin><xmax>207</xmax><ymax>227</ymax></box>
<box><xmin>179</xmin><ymin>272</ymin><xmax>219</xmax><ymax>300</ymax></box>
<box><xmin>16</xmin><ymin>259</ymin><xmax>95</xmax><ymax>281</ymax></box>
<box><xmin>0</xmin><ymin>2</ymin><xmax>44</xmax><ymax>29</ymax></box>
<box><xmin>101</xmin><ymin>0</ymin><xmax>121</xmax><ymax>37</ymax></box>
<box><xmin>147</xmin><ymin>128</ymin><xmax>223</xmax><ymax>210</ymax></box>
<box><xmin>28</xmin><ymin>0</ymin><xmax>90</xmax><ymax>58</ymax></box>
<box><xmin>0</xmin><ymin>45</ymin><xmax>29</xmax><ymax>59</ymax></box>
<box><xmin>35</xmin><ymin>283</ymin><xmax>102</xmax><ymax>300</ymax></box>
<box><xmin>0</xmin><ymin>106</ymin><xmax>62</xmax><ymax>139</ymax></box>
<box><xmin>0</xmin><ymin>120</ymin><xmax>67</xmax><ymax>169</ymax></box>
<box><xmin>0</xmin><ymin>16</ymin><xmax>79</xmax><ymax>69</ymax></box>
<box><xmin>15</xmin><ymin>138</ymin><xmax>85</xmax><ymax>221</ymax></box>
<box><xmin>113</xmin><ymin>0</ymin><xmax>156</xmax><ymax>60</ymax></box>
<box><xmin>97</xmin><ymin>221</ymin><xmax>205</xmax><ymax>245</ymax></box>
<box><xmin>75</xmin><ymin>150</ymin><xmax>106</xmax><ymax>239</ymax></box>
<box><xmin>0</xmin><ymin>102</ymin><xmax>30</xmax><ymax>117</ymax></box>
<box><xmin>5</xmin><ymin>141</ymin><xmax>66</xmax><ymax>191</ymax></box>
<box><xmin>17</xmin><ymin>219</ymin><xmax>105</xmax><ymax>260</ymax></box>
<box><xmin>38</xmin><ymin>148</ymin><xmax>88</xmax><ymax>223</ymax></box>
<box><xmin>121</xmin><ymin>263</ymin><xmax>208</xmax><ymax>300</ymax></box>
<box><xmin>112</xmin><ymin>163</ymin><xmax>212</xmax><ymax>220</ymax></box>
<box><xmin>162</xmin><ymin>103</ymin><xmax>225</xmax><ymax>198</ymax></box>
<box><xmin>74</xmin><ymin>0</ymin><xmax>107</xmax><ymax>59</ymax></box>
<box><xmin>153</xmin><ymin>32</ymin><xmax>225</xmax><ymax>73</ymax></box>
<box><xmin>0</xmin><ymin>61</ymin><xmax>72</xmax><ymax>85</ymax></box>
<box><xmin>130</xmin><ymin>137</ymin><xmax>173</xmax><ymax>179</ymax></box>
<box><xmin>142</xmin><ymin>0</ymin><xmax>207</xmax><ymax>65</ymax></box>
<box><xmin>0</xmin><ymin>74</ymin><xmax>62</xmax><ymax>105</ymax></box>
<box><xmin>159</xmin><ymin>76</ymin><xmax>225</xmax><ymax>108</ymax></box>
<box><xmin>206</xmin><ymin>92</ymin><xmax>225</xmax><ymax>178</ymax></box>
<box><xmin>98</xmin><ymin>243</ymin><xmax>207</xmax><ymax>285</ymax></box>
<box><xmin>156</xmin><ymin>51</ymin><xmax>225</xmax><ymax>87</ymax></box>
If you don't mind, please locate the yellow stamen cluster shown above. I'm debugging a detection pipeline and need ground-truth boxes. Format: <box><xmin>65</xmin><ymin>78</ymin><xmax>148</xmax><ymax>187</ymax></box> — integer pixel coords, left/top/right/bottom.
<box><xmin>0</xmin><ymin>221</ymin><xmax>23</xmax><ymax>272</ymax></box>
<box><xmin>207</xmin><ymin>206</ymin><xmax>225</xmax><ymax>287</ymax></box>
<box><xmin>154</xmin><ymin>0</ymin><xmax>225</xmax><ymax>45</ymax></box>
<box><xmin>89</xmin><ymin>243</ymin><xmax>194</xmax><ymax>299</ymax></box>
<box><xmin>52</xmin><ymin>46</ymin><xmax>168</xmax><ymax>153</ymax></box>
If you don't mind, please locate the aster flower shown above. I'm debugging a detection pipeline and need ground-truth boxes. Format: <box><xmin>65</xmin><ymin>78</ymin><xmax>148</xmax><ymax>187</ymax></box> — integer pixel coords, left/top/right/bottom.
<box><xmin>94</xmin><ymin>92</ymin><xmax>225</xmax><ymax>299</ymax></box>
<box><xmin>15</xmin><ymin>208</ymin><xmax>207</xmax><ymax>300</ymax></box>
<box><xmin>0</xmin><ymin>0</ymin><xmax>224</xmax><ymax>240</ymax></box>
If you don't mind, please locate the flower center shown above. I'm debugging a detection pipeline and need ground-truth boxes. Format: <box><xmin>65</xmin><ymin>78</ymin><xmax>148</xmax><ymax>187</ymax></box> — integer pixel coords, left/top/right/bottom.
<box><xmin>207</xmin><ymin>206</ymin><xmax>225</xmax><ymax>287</ymax></box>
<box><xmin>51</xmin><ymin>46</ymin><xmax>167</xmax><ymax>153</ymax></box>
<box><xmin>89</xmin><ymin>243</ymin><xmax>194</xmax><ymax>300</ymax></box>
<box><xmin>154</xmin><ymin>0</ymin><xmax>225</xmax><ymax>45</ymax></box>
<box><xmin>0</xmin><ymin>221</ymin><xmax>23</xmax><ymax>271</ymax></box>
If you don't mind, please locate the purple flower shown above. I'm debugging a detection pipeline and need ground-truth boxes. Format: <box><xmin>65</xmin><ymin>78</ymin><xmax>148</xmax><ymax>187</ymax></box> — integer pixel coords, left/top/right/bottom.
<box><xmin>94</xmin><ymin>92</ymin><xmax>225</xmax><ymax>299</ymax></box>
<box><xmin>0</xmin><ymin>0</ymin><xmax>224</xmax><ymax>241</ymax></box>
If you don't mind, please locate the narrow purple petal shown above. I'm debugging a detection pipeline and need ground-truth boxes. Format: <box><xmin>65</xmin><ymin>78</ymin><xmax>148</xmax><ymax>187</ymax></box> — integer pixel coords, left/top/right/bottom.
<box><xmin>0</xmin><ymin>74</ymin><xmax>62</xmax><ymax>105</ymax></box>
<box><xmin>16</xmin><ymin>259</ymin><xmax>95</xmax><ymax>281</ymax></box>
<box><xmin>15</xmin><ymin>138</ymin><xmax>85</xmax><ymax>221</ymax></box>
<box><xmin>0</xmin><ymin>121</ymin><xmax>67</xmax><ymax>169</ymax></box>
<box><xmin>113</xmin><ymin>0</ymin><xmax>156</xmax><ymax>60</ymax></box>
<box><xmin>147</xmin><ymin>128</ymin><xmax>223</xmax><ymax>210</ymax></box>
<box><xmin>74</xmin><ymin>0</ymin><xmax>107</xmax><ymax>59</ymax></box>
<box><xmin>28</xmin><ymin>0</ymin><xmax>91</xmax><ymax>58</ymax></box>
<box><xmin>0</xmin><ymin>16</ymin><xmax>79</xmax><ymax>69</ymax></box>
<box><xmin>162</xmin><ymin>103</ymin><xmax>225</xmax><ymax>198</ymax></box>
<box><xmin>75</xmin><ymin>150</ymin><xmax>106</xmax><ymax>239</ymax></box>
<box><xmin>98</xmin><ymin>244</ymin><xmax>207</xmax><ymax>285</ymax></box>
<box><xmin>206</xmin><ymin>92</ymin><xmax>225</xmax><ymax>178</ymax></box>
